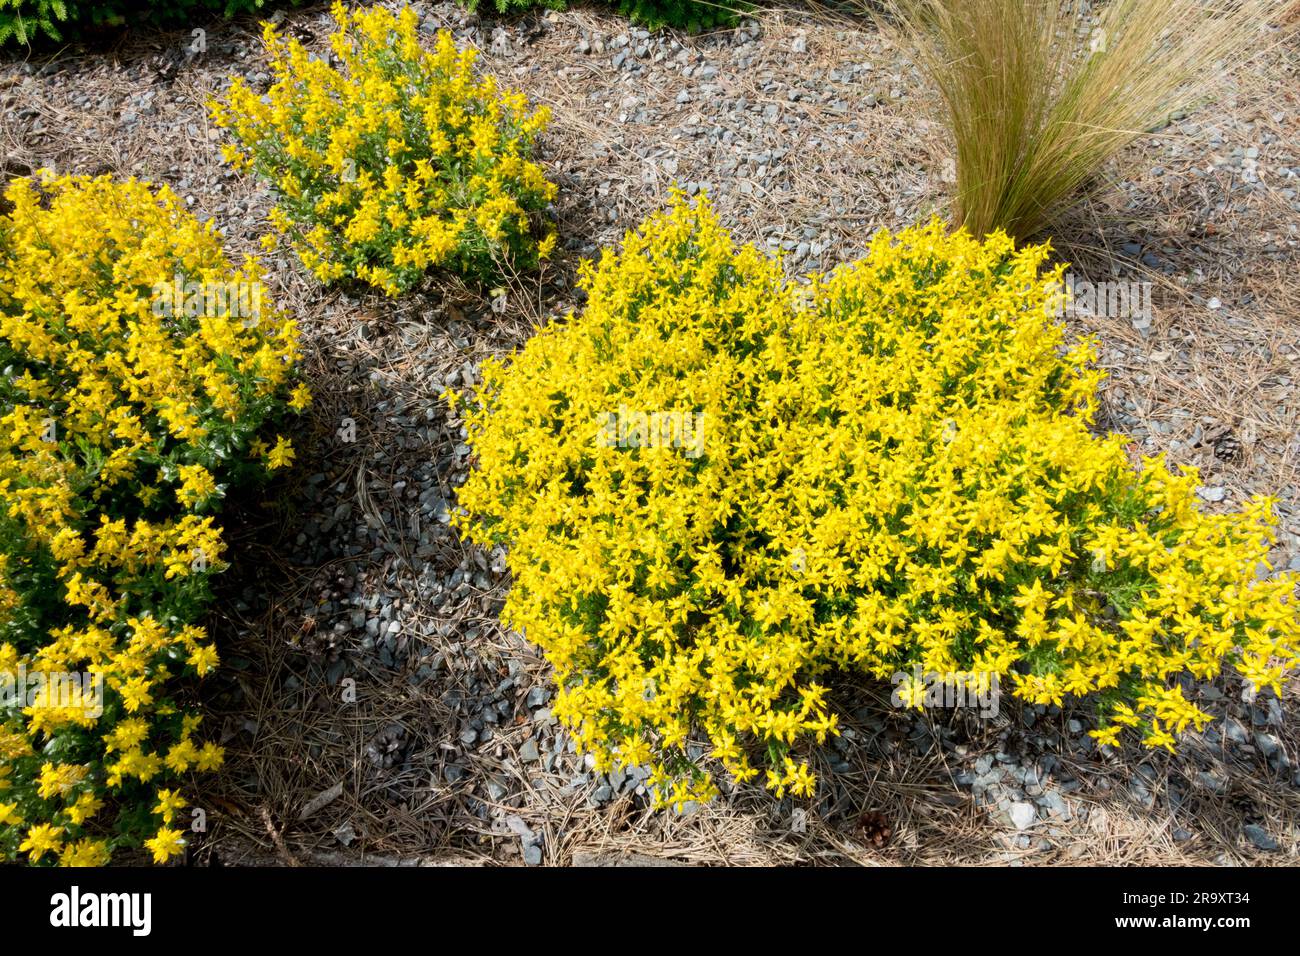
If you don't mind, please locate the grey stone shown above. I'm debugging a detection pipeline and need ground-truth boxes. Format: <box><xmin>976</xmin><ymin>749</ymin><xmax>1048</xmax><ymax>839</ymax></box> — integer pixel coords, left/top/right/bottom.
<box><xmin>1224</xmin><ymin>718</ymin><xmax>1250</xmax><ymax>744</ymax></box>
<box><xmin>1196</xmin><ymin>771</ymin><xmax>1227</xmax><ymax>794</ymax></box>
<box><xmin>1009</xmin><ymin>802</ymin><xmax>1036</xmax><ymax>830</ymax></box>
<box><xmin>1243</xmin><ymin>824</ymin><xmax>1279</xmax><ymax>851</ymax></box>
<box><xmin>1254</xmin><ymin>732</ymin><xmax>1280</xmax><ymax>758</ymax></box>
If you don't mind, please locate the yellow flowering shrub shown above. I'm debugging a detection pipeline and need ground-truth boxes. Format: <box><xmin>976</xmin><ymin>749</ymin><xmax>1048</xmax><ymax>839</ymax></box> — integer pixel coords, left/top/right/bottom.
<box><xmin>454</xmin><ymin>195</ymin><xmax>1300</xmax><ymax>807</ymax></box>
<box><xmin>210</xmin><ymin>2</ymin><xmax>559</xmax><ymax>296</ymax></box>
<box><xmin>0</xmin><ymin>173</ymin><xmax>308</xmax><ymax>864</ymax></box>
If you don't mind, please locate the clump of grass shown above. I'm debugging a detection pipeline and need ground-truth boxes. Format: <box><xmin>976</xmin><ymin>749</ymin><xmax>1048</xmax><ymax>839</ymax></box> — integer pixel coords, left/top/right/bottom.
<box><xmin>882</xmin><ymin>0</ymin><xmax>1285</xmax><ymax>241</ymax></box>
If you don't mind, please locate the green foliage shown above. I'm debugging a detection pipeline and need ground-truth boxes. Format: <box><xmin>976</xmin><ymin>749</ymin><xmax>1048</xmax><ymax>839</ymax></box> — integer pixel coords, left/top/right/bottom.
<box><xmin>613</xmin><ymin>0</ymin><xmax>740</xmax><ymax>31</ymax></box>
<box><xmin>0</xmin><ymin>0</ymin><xmax>307</xmax><ymax>45</ymax></box>
<box><xmin>0</xmin><ymin>172</ymin><xmax>307</xmax><ymax>865</ymax></box>
<box><xmin>0</xmin><ymin>0</ymin><xmax>67</xmax><ymax>45</ymax></box>
<box><xmin>461</xmin><ymin>0</ymin><xmax>568</xmax><ymax>16</ymax></box>
<box><xmin>459</xmin><ymin>0</ymin><xmax>742</xmax><ymax>32</ymax></box>
<box><xmin>211</xmin><ymin>3</ymin><xmax>559</xmax><ymax>294</ymax></box>
<box><xmin>1</xmin><ymin>0</ymin><xmax>746</xmax><ymax>46</ymax></box>
<box><xmin>455</xmin><ymin>194</ymin><xmax>1300</xmax><ymax>804</ymax></box>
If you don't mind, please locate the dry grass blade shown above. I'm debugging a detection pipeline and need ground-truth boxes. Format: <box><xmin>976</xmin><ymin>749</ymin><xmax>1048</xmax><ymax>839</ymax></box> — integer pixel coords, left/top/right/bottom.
<box><xmin>878</xmin><ymin>0</ymin><xmax>1288</xmax><ymax>240</ymax></box>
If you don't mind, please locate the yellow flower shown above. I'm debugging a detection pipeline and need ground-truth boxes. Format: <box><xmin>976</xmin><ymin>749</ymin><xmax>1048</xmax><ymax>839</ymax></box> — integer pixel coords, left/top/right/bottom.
<box><xmin>187</xmin><ymin>644</ymin><xmax>220</xmax><ymax>676</ymax></box>
<box><xmin>103</xmin><ymin>718</ymin><xmax>150</xmax><ymax>754</ymax></box>
<box><xmin>36</xmin><ymin>762</ymin><xmax>86</xmax><ymax>800</ymax></box>
<box><xmin>144</xmin><ymin>827</ymin><xmax>185</xmax><ymax>864</ymax></box>
<box><xmin>176</xmin><ymin>464</ymin><xmax>218</xmax><ymax>507</ymax></box>
<box><xmin>195</xmin><ymin>742</ymin><xmax>225</xmax><ymax>772</ymax></box>
<box><xmin>154</xmin><ymin>788</ymin><xmax>188</xmax><ymax>825</ymax></box>
<box><xmin>67</xmin><ymin>792</ymin><xmax>103</xmax><ymax>826</ymax></box>
<box><xmin>19</xmin><ymin>823</ymin><xmax>63</xmax><ymax>862</ymax></box>
<box><xmin>118</xmin><ymin>677</ymin><xmax>155</xmax><ymax>714</ymax></box>
<box><xmin>210</xmin><ymin>5</ymin><xmax>557</xmax><ymax>293</ymax></box>
<box><xmin>265</xmin><ymin>436</ymin><xmax>295</xmax><ymax>470</ymax></box>
<box><xmin>455</xmin><ymin>194</ymin><xmax>1300</xmax><ymax>802</ymax></box>
<box><xmin>59</xmin><ymin>839</ymin><xmax>111</xmax><ymax>867</ymax></box>
<box><xmin>288</xmin><ymin>383</ymin><xmax>313</xmax><ymax>412</ymax></box>
<box><xmin>164</xmin><ymin>738</ymin><xmax>199</xmax><ymax>774</ymax></box>
<box><xmin>0</xmin><ymin>175</ymin><xmax>293</xmax><ymax>864</ymax></box>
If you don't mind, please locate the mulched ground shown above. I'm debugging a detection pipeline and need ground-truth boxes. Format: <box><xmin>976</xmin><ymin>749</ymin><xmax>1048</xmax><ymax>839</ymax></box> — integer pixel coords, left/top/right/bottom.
<box><xmin>3</xmin><ymin>0</ymin><xmax>1299</xmax><ymax>865</ymax></box>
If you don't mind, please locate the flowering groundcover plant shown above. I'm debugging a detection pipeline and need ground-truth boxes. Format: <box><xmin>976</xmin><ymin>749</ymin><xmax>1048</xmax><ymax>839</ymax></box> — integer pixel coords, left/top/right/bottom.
<box><xmin>211</xmin><ymin>2</ymin><xmax>559</xmax><ymax>296</ymax></box>
<box><xmin>0</xmin><ymin>173</ymin><xmax>308</xmax><ymax>864</ymax></box>
<box><xmin>454</xmin><ymin>194</ymin><xmax>1299</xmax><ymax>807</ymax></box>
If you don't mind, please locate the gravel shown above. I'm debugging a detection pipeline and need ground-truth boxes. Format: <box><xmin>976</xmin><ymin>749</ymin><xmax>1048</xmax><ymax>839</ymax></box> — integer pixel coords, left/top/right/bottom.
<box><xmin>4</xmin><ymin>0</ymin><xmax>1295</xmax><ymax>866</ymax></box>
<box><xmin>1243</xmin><ymin>824</ymin><xmax>1279</xmax><ymax>851</ymax></box>
<box><xmin>1009</xmin><ymin>802</ymin><xmax>1037</xmax><ymax>830</ymax></box>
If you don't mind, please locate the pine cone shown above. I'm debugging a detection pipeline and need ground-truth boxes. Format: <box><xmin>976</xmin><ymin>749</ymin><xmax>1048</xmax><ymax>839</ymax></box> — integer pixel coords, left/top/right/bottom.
<box><xmin>859</xmin><ymin>810</ymin><xmax>894</xmax><ymax>848</ymax></box>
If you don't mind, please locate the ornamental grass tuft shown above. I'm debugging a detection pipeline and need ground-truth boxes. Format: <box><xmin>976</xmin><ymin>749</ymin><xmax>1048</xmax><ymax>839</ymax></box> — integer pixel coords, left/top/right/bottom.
<box><xmin>883</xmin><ymin>0</ymin><xmax>1281</xmax><ymax>241</ymax></box>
